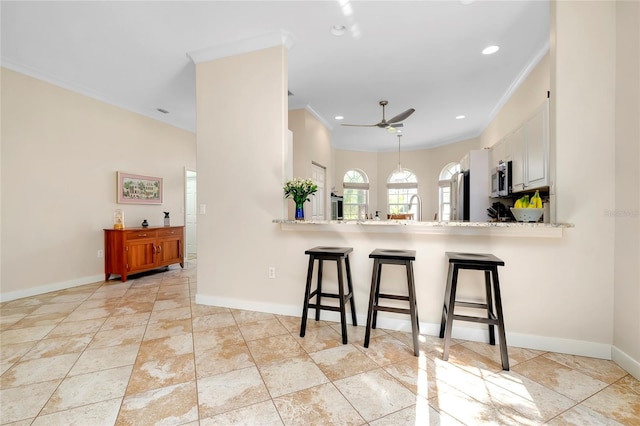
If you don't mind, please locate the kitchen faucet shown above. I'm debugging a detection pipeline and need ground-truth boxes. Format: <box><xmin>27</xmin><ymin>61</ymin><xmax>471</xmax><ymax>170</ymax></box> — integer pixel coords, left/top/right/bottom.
<box><xmin>408</xmin><ymin>194</ymin><xmax>422</xmax><ymax>221</ymax></box>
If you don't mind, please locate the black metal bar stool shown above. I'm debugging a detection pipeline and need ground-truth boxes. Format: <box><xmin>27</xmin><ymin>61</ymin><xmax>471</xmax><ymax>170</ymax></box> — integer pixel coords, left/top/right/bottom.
<box><xmin>300</xmin><ymin>246</ymin><xmax>357</xmax><ymax>344</ymax></box>
<box><xmin>364</xmin><ymin>249</ymin><xmax>420</xmax><ymax>356</ymax></box>
<box><xmin>439</xmin><ymin>252</ymin><xmax>509</xmax><ymax>370</ymax></box>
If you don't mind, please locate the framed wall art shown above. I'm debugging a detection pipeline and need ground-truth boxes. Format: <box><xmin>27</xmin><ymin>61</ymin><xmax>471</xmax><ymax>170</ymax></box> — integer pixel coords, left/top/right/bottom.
<box><xmin>117</xmin><ymin>172</ymin><xmax>163</xmax><ymax>204</ymax></box>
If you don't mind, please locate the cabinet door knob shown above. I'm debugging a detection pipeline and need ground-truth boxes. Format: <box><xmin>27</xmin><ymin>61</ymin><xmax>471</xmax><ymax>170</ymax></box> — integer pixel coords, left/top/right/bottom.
<box><xmin>157</xmin><ymin>245</ymin><xmax>162</xmax><ymax>253</ymax></box>
<box><xmin>138</xmin><ymin>233</ymin><xmax>147</xmax><ymax>237</ymax></box>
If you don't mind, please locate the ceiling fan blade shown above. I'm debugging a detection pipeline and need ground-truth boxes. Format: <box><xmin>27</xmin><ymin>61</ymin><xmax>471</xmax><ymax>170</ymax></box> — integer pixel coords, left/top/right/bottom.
<box><xmin>341</xmin><ymin>123</ymin><xmax>378</xmax><ymax>127</ymax></box>
<box><xmin>387</xmin><ymin>108</ymin><xmax>415</xmax><ymax>124</ymax></box>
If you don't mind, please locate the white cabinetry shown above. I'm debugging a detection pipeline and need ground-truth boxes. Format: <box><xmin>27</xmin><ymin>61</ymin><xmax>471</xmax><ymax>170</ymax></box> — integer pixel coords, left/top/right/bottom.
<box><xmin>507</xmin><ymin>100</ymin><xmax>549</xmax><ymax>193</ymax></box>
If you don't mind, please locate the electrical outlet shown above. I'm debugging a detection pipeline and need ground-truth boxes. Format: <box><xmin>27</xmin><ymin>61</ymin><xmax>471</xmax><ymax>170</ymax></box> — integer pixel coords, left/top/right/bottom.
<box><xmin>268</xmin><ymin>267</ymin><xmax>276</xmax><ymax>279</ymax></box>
<box><xmin>97</xmin><ymin>249</ymin><xmax>104</xmax><ymax>258</ymax></box>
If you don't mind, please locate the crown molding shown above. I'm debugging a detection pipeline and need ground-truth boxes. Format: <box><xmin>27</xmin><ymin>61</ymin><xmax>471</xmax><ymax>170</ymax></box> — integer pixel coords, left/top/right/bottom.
<box><xmin>187</xmin><ymin>30</ymin><xmax>295</xmax><ymax>64</ymax></box>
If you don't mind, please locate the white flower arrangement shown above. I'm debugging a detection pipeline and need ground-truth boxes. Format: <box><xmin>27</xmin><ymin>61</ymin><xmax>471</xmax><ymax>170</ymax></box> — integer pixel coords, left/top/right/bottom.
<box><xmin>283</xmin><ymin>178</ymin><xmax>318</xmax><ymax>205</ymax></box>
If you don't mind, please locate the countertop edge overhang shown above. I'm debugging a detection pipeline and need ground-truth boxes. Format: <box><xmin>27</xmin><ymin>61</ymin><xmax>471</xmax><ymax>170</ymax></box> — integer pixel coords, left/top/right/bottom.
<box><xmin>273</xmin><ymin>220</ymin><xmax>574</xmax><ymax>238</ymax></box>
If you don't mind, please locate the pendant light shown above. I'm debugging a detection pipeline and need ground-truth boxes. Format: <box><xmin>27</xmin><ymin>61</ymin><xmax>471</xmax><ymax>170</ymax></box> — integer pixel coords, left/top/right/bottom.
<box><xmin>395</xmin><ymin>133</ymin><xmax>403</xmax><ymax>173</ymax></box>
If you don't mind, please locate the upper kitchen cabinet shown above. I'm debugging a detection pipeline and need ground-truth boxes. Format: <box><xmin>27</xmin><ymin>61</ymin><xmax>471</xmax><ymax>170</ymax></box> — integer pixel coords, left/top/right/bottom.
<box><xmin>507</xmin><ymin>99</ymin><xmax>550</xmax><ymax>192</ymax></box>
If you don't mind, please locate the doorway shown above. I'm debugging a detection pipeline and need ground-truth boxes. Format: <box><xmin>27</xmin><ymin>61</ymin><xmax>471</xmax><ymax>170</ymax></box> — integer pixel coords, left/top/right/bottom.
<box><xmin>185</xmin><ymin>169</ymin><xmax>197</xmax><ymax>261</ymax></box>
<box><xmin>311</xmin><ymin>162</ymin><xmax>326</xmax><ymax>220</ymax></box>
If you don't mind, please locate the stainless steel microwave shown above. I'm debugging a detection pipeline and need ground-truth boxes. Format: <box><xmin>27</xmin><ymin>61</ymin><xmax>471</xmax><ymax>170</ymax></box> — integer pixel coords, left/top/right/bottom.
<box><xmin>491</xmin><ymin>161</ymin><xmax>512</xmax><ymax>198</ymax></box>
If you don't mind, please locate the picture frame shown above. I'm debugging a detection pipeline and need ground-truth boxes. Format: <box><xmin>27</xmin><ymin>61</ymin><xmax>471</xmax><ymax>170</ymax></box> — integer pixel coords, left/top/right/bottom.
<box><xmin>117</xmin><ymin>172</ymin><xmax>163</xmax><ymax>204</ymax></box>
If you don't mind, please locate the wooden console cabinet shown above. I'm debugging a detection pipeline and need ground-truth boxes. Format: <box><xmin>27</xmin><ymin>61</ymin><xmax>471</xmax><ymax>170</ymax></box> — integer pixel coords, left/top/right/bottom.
<box><xmin>104</xmin><ymin>226</ymin><xmax>184</xmax><ymax>282</ymax></box>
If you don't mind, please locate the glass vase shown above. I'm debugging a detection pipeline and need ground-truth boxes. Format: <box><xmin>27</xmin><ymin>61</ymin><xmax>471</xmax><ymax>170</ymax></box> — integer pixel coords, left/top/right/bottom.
<box><xmin>295</xmin><ymin>201</ymin><xmax>305</xmax><ymax>220</ymax></box>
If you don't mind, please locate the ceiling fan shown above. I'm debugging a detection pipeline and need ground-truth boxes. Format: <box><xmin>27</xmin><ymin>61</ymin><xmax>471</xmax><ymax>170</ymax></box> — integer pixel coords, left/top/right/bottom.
<box><xmin>341</xmin><ymin>100</ymin><xmax>415</xmax><ymax>131</ymax></box>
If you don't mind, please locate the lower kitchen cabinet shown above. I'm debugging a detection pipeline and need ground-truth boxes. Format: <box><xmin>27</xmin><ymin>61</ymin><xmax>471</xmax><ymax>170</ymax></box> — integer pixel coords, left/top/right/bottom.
<box><xmin>104</xmin><ymin>226</ymin><xmax>184</xmax><ymax>282</ymax></box>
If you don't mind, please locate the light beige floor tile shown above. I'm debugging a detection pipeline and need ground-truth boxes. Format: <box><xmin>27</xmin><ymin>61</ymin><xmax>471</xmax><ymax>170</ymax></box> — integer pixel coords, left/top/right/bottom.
<box><xmin>47</xmin><ymin>292</ymin><xmax>92</xmax><ymax>304</ymax></box>
<box><xmin>193</xmin><ymin>324</ymin><xmax>244</xmax><ymax>353</ymax></box>
<box><xmin>191</xmin><ymin>311</ymin><xmax>237</xmax><ymax>332</ymax></box>
<box><xmin>546</xmin><ymin>404</ymin><xmax>625</xmax><ymax>426</ymax></box>
<box><xmin>512</xmin><ymin>356</ymin><xmax>609</xmax><ymax>402</ymax></box>
<box><xmin>47</xmin><ymin>317</ymin><xmax>106</xmax><ymax>338</ymax></box>
<box><xmin>156</xmin><ymin>287</ymin><xmax>190</xmax><ymax>301</ymax></box>
<box><xmin>136</xmin><ymin>333</ymin><xmax>193</xmax><ymax>364</ymax></box>
<box><xmin>20</xmin><ymin>333</ymin><xmax>93</xmax><ymax>361</ymax></box>
<box><xmin>88</xmin><ymin>325</ymin><xmax>146</xmax><ymax>350</ymax></box>
<box><xmin>428</xmin><ymin>380</ymin><xmax>523</xmax><ymax>426</ymax></box>
<box><xmin>151</xmin><ymin>297</ymin><xmax>190</xmax><ymax>311</ymax></box>
<box><xmin>69</xmin><ymin>342</ymin><xmax>140</xmax><ymax>376</ymax></box>
<box><xmin>111</xmin><ymin>301</ymin><xmax>155</xmax><ymax>316</ymax></box>
<box><xmin>246</xmin><ymin>334</ymin><xmax>307</xmax><ymax>365</ymax></box>
<box><xmin>329</xmin><ymin>322</ymin><xmax>387</xmax><ymax>343</ymax></box>
<box><xmin>296</xmin><ymin>323</ymin><xmax>345</xmax><ymax>352</ymax></box>
<box><xmin>195</xmin><ymin>342</ymin><xmax>255</xmax><ymax>379</ymax></box>
<box><xmin>200</xmin><ymin>400</ymin><xmax>284</xmax><ymax>426</ymax></box>
<box><xmin>7</xmin><ymin>311</ymin><xmax>69</xmax><ymax>329</ymax></box>
<box><xmin>0</xmin><ymin>352</ymin><xmax>79</xmax><ymax>389</ymax></box>
<box><xmin>0</xmin><ymin>312</ymin><xmax>29</xmax><ymax>330</ymax></box>
<box><xmin>259</xmin><ymin>353</ymin><xmax>330</xmax><ymax>397</ymax></box>
<box><xmin>63</xmin><ymin>306</ymin><xmax>115</xmax><ymax>322</ymax></box>
<box><xmin>355</xmin><ymin>334</ymin><xmax>416</xmax><ymax>367</ymax></box>
<box><xmin>383</xmin><ymin>354</ymin><xmax>441</xmax><ymax>399</ymax></box>
<box><xmin>581</xmin><ymin>382</ymin><xmax>640</xmax><ymax>425</ymax></box>
<box><xmin>238</xmin><ymin>317</ymin><xmax>290</xmax><ymax>342</ymax></box>
<box><xmin>461</xmin><ymin>341</ymin><xmax>540</xmax><ymax>367</ymax></box>
<box><xmin>144</xmin><ymin>317</ymin><xmax>192</xmax><ymax>340</ymax></box>
<box><xmin>126</xmin><ymin>353</ymin><xmax>195</xmax><ymax>396</ymax></box>
<box><xmin>231</xmin><ymin>308</ymin><xmax>276</xmax><ymax>324</ymax></box>
<box><xmin>197</xmin><ymin>366</ymin><xmax>270</xmax><ymax>418</ymax></box>
<box><xmin>369</xmin><ymin>396</ymin><xmax>464</xmax><ymax>426</ymax></box>
<box><xmin>543</xmin><ymin>352</ymin><xmax>629</xmax><ymax>384</ymax></box>
<box><xmin>437</xmin><ymin>343</ymin><xmax>504</xmax><ymax>377</ymax></box>
<box><xmin>617</xmin><ymin>374</ymin><xmax>640</xmax><ymax>394</ymax></box>
<box><xmin>386</xmin><ymin>331</ymin><xmax>458</xmax><ymax>356</ymax></box>
<box><xmin>334</xmin><ymin>368</ymin><xmax>417</xmax><ymax>422</ymax></box>
<box><xmin>0</xmin><ymin>341</ymin><xmax>36</xmax><ymax>375</ymax></box>
<box><xmin>100</xmin><ymin>312</ymin><xmax>151</xmax><ymax>331</ymax></box>
<box><xmin>190</xmin><ymin>302</ymin><xmax>230</xmax><ymax>318</ymax></box>
<box><xmin>28</xmin><ymin>301</ymin><xmax>82</xmax><ymax>316</ymax></box>
<box><xmin>310</xmin><ymin>343</ymin><xmax>379</xmax><ymax>381</ymax></box>
<box><xmin>0</xmin><ymin>379</ymin><xmax>61</xmax><ymax>424</ymax></box>
<box><xmin>0</xmin><ymin>324</ymin><xmax>57</xmax><ymax>345</ymax></box>
<box><xmin>116</xmin><ymin>381</ymin><xmax>199</xmax><ymax>426</ymax></box>
<box><xmin>31</xmin><ymin>397</ymin><xmax>122</xmax><ymax>426</ymax></box>
<box><xmin>273</xmin><ymin>382</ymin><xmax>366</xmax><ymax>426</ymax></box>
<box><xmin>41</xmin><ymin>365</ymin><xmax>132</xmax><ymax>414</ymax></box>
<box><xmin>485</xmin><ymin>370</ymin><xmax>576</xmax><ymax>422</ymax></box>
<box><xmin>276</xmin><ymin>314</ymin><xmax>329</xmax><ymax>333</ymax></box>
<box><xmin>148</xmin><ymin>306</ymin><xmax>191</xmax><ymax>323</ymax></box>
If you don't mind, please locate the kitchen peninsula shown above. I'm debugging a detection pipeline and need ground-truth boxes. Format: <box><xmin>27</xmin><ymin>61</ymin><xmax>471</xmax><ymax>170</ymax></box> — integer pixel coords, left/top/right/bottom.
<box><xmin>274</xmin><ymin>219</ymin><xmax>573</xmax><ymax>238</ymax></box>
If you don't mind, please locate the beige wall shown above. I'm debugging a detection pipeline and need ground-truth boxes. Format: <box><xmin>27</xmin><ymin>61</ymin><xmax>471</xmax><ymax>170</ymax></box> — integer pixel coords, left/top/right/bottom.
<box><xmin>194</xmin><ymin>46</ymin><xmax>291</xmax><ymax>306</ymax></box>
<box><xmin>613</xmin><ymin>0</ymin><xmax>640</xmax><ymax>371</ymax></box>
<box><xmin>0</xmin><ymin>68</ymin><xmax>196</xmax><ymax>299</ymax></box>
<box><xmin>288</xmin><ymin>109</ymin><xmax>332</xmax><ymax>219</ymax></box>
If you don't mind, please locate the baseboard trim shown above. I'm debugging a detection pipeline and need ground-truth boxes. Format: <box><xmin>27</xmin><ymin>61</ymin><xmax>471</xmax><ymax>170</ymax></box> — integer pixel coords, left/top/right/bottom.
<box><xmin>612</xmin><ymin>345</ymin><xmax>640</xmax><ymax>381</ymax></box>
<box><xmin>0</xmin><ymin>274</ymin><xmax>105</xmax><ymax>302</ymax></box>
<box><xmin>195</xmin><ymin>294</ymin><xmax>630</xmax><ymax>365</ymax></box>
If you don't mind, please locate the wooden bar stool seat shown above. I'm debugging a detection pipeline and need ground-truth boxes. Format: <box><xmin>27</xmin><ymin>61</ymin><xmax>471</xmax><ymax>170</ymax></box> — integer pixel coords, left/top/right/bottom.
<box><xmin>300</xmin><ymin>246</ymin><xmax>357</xmax><ymax>344</ymax></box>
<box><xmin>365</xmin><ymin>248</ymin><xmax>420</xmax><ymax>356</ymax></box>
<box><xmin>439</xmin><ymin>252</ymin><xmax>509</xmax><ymax>370</ymax></box>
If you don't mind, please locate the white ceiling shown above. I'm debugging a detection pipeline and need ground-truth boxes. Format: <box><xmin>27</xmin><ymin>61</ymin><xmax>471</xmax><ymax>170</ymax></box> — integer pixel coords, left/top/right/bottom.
<box><xmin>1</xmin><ymin>0</ymin><xmax>549</xmax><ymax>152</ymax></box>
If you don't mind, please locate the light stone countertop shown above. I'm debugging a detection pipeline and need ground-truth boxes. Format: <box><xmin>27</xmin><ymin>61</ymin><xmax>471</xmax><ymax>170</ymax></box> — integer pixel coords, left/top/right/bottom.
<box><xmin>273</xmin><ymin>219</ymin><xmax>574</xmax><ymax>238</ymax></box>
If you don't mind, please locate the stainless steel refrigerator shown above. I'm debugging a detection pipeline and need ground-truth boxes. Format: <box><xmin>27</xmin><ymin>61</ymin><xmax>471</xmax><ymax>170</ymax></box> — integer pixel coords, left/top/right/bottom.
<box><xmin>450</xmin><ymin>149</ymin><xmax>490</xmax><ymax>222</ymax></box>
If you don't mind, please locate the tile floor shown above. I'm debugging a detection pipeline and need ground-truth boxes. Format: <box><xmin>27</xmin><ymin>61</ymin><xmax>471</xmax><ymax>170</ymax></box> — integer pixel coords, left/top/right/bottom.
<box><xmin>1</xmin><ymin>260</ymin><xmax>639</xmax><ymax>425</ymax></box>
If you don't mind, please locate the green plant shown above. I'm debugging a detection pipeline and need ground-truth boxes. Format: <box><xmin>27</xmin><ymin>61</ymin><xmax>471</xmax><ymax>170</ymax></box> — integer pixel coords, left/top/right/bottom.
<box><xmin>283</xmin><ymin>178</ymin><xmax>318</xmax><ymax>205</ymax></box>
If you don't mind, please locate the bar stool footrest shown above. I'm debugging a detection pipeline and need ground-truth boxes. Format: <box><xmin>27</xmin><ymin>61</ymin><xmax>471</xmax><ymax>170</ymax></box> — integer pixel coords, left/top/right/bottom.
<box><xmin>374</xmin><ymin>306</ymin><xmax>412</xmax><ymax>315</ymax></box>
<box><xmin>378</xmin><ymin>293</ymin><xmax>410</xmax><ymax>302</ymax></box>
<box><xmin>452</xmin><ymin>313</ymin><xmax>498</xmax><ymax>325</ymax></box>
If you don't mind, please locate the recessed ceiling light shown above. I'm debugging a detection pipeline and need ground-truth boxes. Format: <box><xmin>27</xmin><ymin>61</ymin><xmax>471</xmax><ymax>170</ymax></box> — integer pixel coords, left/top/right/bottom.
<box><xmin>331</xmin><ymin>25</ymin><xmax>347</xmax><ymax>36</ymax></box>
<box><xmin>482</xmin><ymin>45</ymin><xmax>500</xmax><ymax>55</ymax></box>
<box><xmin>456</xmin><ymin>115</ymin><xmax>466</xmax><ymax>120</ymax></box>
<box><xmin>335</xmin><ymin>115</ymin><xmax>344</xmax><ymax>120</ymax></box>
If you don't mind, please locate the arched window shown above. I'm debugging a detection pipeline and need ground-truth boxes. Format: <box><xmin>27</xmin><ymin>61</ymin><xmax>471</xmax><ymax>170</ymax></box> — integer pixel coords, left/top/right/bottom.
<box><xmin>342</xmin><ymin>169</ymin><xmax>369</xmax><ymax>220</ymax></box>
<box><xmin>387</xmin><ymin>169</ymin><xmax>418</xmax><ymax>216</ymax></box>
<box><xmin>438</xmin><ymin>162</ymin><xmax>460</xmax><ymax>221</ymax></box>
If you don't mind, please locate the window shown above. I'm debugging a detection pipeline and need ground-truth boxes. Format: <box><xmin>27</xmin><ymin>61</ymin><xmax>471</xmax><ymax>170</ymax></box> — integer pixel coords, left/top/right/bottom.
<box><xmin>342</xmin><ymin>169</ymin><xmax>369</xmax><ymax>220</ymax></box>
<box><xmin>438</xmin><ymin>162</ymin><xmax>460</xmax><ymax>221</ymax></box>
<box><xmin>387</xmin><ymin>169</ymin><xmax>418</xmax><ymax>215</ymax></box>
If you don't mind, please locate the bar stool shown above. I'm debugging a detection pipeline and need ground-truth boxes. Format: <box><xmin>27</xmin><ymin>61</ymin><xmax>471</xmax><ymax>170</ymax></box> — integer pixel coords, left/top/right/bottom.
<box><xmin>439</xmin><ymin>252</ymin><xmax>509</xmax><ymax>370</ymax></box>
<box><xmin>300</xmin><ymin>246</ymin><xmax>357</xmax><ymax>344</ymax></box>
<box><xmin>365</xmin><ymin>249</ymin><xmax>420</xmax><ymax>356</ymax></box>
